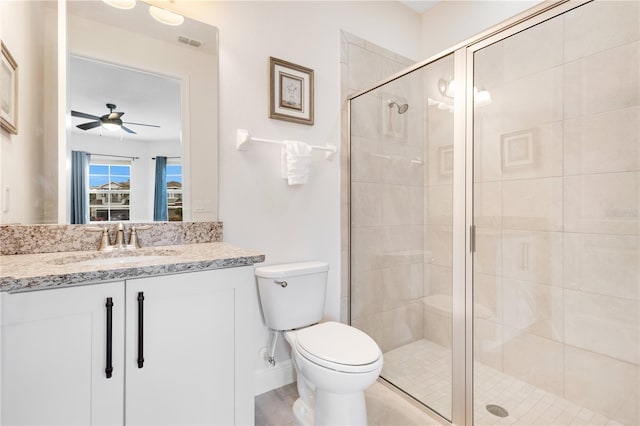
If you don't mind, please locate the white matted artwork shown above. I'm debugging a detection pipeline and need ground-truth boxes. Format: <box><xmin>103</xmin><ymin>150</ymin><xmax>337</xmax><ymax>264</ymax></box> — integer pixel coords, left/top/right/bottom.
<box><xmin>501</xmin><ymin>129</ymin><xmax>535</xmax><ymax>168</ymax></box>
<box><xmin>269</xmin><ymin>57</ymin><xmax>313</xmax><ymax>125</ymax></box>
<box><xmin>1</xmin><ymin>42</ymin><xmax>18</xmax><ymax>135</ymax></box>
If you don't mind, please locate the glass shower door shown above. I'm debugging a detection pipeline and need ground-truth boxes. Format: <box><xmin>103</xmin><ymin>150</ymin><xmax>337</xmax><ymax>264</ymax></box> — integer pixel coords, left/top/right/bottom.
<box><xmin>350</xmin><ymin>53</ymin><xmax>455</xmax><ymax>421</ymax></box>
<box><xmin>472</xmin><ymin>1</ymin><xmax>640</xmax><ymax>424</ymax></box>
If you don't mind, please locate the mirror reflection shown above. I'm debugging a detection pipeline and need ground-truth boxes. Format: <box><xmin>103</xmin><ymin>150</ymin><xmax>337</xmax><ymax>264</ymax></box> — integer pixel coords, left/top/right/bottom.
<box><xmin>67</xmin><ymin>0</ymin><xmax>219</xmax><ymax>224</ymax></box>
<box><xmin>68</xmin><ymin>56</ymin><xmax>182</xmax><ymax>223</ymax></box>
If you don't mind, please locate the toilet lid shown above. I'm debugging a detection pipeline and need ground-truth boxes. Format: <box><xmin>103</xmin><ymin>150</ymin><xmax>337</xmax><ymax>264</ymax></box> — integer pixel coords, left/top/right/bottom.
<box><xmin>294</xmin><ymin>321</ymin><xmax>381</xmax><ymax>367</ymax></box>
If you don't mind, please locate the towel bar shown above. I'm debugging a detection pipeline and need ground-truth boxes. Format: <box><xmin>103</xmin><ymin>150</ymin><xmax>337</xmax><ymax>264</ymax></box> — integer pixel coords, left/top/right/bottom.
<box><xmin>236</xmin><ymin>129</ymin><xmax>337</xmax><ymax>160</ymax></box>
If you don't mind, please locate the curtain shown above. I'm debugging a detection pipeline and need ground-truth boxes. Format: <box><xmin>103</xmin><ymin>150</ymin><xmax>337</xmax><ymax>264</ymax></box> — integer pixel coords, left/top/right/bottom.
<box><xmin>153</xmin><ymin>156</ymin><xmax>168</xmax><ymax>221</ymax></box>
<box><xmin>70</xmin><ymin>151</ymin><xmax>90</xmax><ymax>224</ymax></box>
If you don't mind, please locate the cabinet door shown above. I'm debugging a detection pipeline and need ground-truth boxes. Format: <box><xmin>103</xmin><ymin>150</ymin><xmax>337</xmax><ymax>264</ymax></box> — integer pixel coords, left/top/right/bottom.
<box><xmin>1</xmin><ymin>282</ymin><xmax>125</xmax><ymax>426</ymax></box>
<box><xmin>125</xmin><ymin>266</ymin><xmax>253</xmax><ymax>426</ymax></box>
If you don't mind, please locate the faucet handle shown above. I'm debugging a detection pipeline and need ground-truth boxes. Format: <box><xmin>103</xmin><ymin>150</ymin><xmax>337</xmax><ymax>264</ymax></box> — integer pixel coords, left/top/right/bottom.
<box><xmin>86</xmin><ymin>227</ymin><xmax>112</xmax><ymax>251</ymax></box>
<box><xmin>128</xmin><ymin>225</ymin><xmax>152</xmax><ymax>249</ymax></box>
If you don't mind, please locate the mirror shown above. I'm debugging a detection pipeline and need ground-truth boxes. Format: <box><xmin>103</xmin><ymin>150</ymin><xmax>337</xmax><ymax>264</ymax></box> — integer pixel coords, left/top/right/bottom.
<box><xmin>0</xmin><ymin>0</ymin><xmax>219</xmax><ymax>224</ymax></box>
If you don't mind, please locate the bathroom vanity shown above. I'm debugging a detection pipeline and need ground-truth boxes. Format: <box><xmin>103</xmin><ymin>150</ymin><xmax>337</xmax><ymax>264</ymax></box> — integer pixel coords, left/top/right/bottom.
<box><xmin>0</xmin><ymin>235</ymin><xmax>264</xmax><ymax>426</ymax></box>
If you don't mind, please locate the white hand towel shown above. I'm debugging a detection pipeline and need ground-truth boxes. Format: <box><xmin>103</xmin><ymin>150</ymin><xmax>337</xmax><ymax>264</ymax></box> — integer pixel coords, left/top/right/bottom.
<box><xmin>283</xmin><ymin>140</ymin><xmax>312</xmax><ymax>185</ymax></box>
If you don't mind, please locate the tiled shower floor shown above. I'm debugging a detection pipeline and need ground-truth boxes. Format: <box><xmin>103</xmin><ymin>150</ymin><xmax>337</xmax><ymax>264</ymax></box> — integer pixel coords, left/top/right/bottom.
<box><xmin>383</xmin><ymin>339</ymin><xmax>623</xmax><ymax>426</ymax></box>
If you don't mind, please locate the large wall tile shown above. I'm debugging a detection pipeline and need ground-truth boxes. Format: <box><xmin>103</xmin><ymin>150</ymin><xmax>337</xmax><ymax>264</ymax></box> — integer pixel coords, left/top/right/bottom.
<box><xmin>502</xmin><ymin>16</ymin><xmax>563</xmax><ymax>82</ymax></box>
<box><xmin>351</xmin><ymin>268</ymin><xmax>383</xmax><ymax>320</ymax></box>
<box><xmin>564</xmin><ymin>172</ymin><xmax>639</xmax><ymax>235</ymax></box>
<box><xmin>564</xmin><ymin>107</ymin><xmax>639</xmax><ymax>175</ymax></box>
<box><xmin>382</xmin><ymin>264</ymin><xmax>413</xmax><ymax>312</ymax></box>
<box><xmin>502</xmin><ymin>279</ymin><xmax>563</xmax><ymax>342</ymax></box>
<box><xmin>382</xmin><ymin>184</ymin><xmax>411</xmax><ymax>226</ymax></box>
<box><xmin>474</xmin><ymin>228</ymin><xmax>503</xmax><ymax>275</ymax></box>
<box><xmin>350</xmin><ymin>93</ymin><xmax>381</xmax><ymax>139</ymax></box>
<box><xmin>564</xmin><ymin>289</ymin><xmax>639</xmax><ymax>365</ymax></box>
<box><xmin>348</xmin><ymin>43</ymin><xmax>382</xmax><ymax>92</ymax></box>
<box><xmin>564</xmin><ymin>233</ymin><xmax>639</xmax><ymax>300</ymax></box>
<box><xmin>497</xmin><ymin>66</ymin><xmax>563</xmax><ymax>134</ymax></box>
<box><xmin>474</xmin><ymin>319</ymin><xmax>503</xmax><ymax>371</ymax></box>
<box><xmin>473</xmin><ymin>113</ymin><xmax>502</xmax><ymax>182</ymax></box>
<box><xmin>502</xmin><ymin>230</ymin><xmax>563</xmax><ymax>286</ymax></box>
<box><xmin>351</xmin><ymin>182</ymin><xmax>382</xmax><ymax>227</ymax></box>
<box><xmin>503</xmin><ymin>177</ymin><xmax>563</xmax><ymax>231</ymax></box>
<box><xmin>352</xmin><ymin>312</ymin><xmax>382</xmax><ymax>348</ymax></box>
<box><xmin>427</xmin><ymin>264</ymin><xmax>452</xmax><ymax>296</ymax></box>
<box><xmin>565</xmin><ymin>346</ymin><xmax>639</xmax><ymax>425</ymax></box>
<box><xmin>382</xmin><ymin>304</ymin><xmax>423</xmax><ymax>352</ymax></box>
<box><xmin>502</xmin><ymin>331</ymin><xmax>564</xmax><ymax>395</ymax></box>
<box><xmin>564</xmin><ymin>0</ymin><xmax>640</xmax><ymax>62</ymax></box>
<box><xmin>427</xmin><ymin>184</ymin><xmax>453</xmax><ymax>227</ymax></box>
<box><xmin>564</xmin><ymin>41</ymin><xmax>639</xmax><ymax>119</ymax></box>
<box><xmin>350</xmin><ymin>136</ymin><xmax>382</xmax><ymax>183</ymax></box>
<box><xmin>425</xmin><ymin>226</ymin><xmax>453</xmax><ymax>267</ymax></box>
<box><xmin>351</xmin><ymin>226</ymin><xmax>382</xmax><ymax>272</ymax></box>
<box><xmin>474</xmin><ymin>273</ymin><xmax>502</xmax><ymax>323</ymax></box>
<box><xmin>474</xmin><ymin>181</ymin><xmax>501</xmax><ymax>229</ymax></box>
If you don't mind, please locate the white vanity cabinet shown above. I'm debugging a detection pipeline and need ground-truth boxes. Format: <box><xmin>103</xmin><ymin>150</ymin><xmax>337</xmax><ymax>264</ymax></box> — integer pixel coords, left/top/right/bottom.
<box><xmin>124</xmin><ymin>266</ymin><xmax>254</xmax><ymax>426</ymax></box>
<box><xmin>1</xmin><ymin>281</ymin><xmax>126</xmax><ymax>426</ymax></box>
<box><xmin>1</xmin><ymin>265</ymin><xmax>255</xmax><ymax>426</ymax></box>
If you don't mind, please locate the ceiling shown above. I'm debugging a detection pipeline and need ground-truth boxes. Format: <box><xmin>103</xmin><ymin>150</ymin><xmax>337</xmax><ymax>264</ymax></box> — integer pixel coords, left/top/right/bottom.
<box><xmin>68</xmin><ymin>56</ymin><xmax>182</xmax><ymax>142</ymax></box>
<box><xmin>398</xmin><ymin>0</ymin><xmax>440</xmax><ymax>14</ymax></box>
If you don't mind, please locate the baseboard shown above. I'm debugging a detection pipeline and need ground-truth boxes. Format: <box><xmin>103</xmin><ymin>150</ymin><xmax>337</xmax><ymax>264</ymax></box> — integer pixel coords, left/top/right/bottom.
<box><xmin>254</xmin><ymin>359</ymin><xmax>296</xmax><ymax>396</ymax></box>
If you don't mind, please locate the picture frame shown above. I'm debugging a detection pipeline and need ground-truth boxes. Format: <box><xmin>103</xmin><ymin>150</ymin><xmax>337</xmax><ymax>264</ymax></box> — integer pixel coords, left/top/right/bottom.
<box><xmin>1</xmin><ymin>42</ymin><xmax>18</xmax><ymax>135</ymax></box>
<box><xmin>269</xmin><ymin>57</ymin><xmax>314</xmax><ymax>125</ymax></box>
<box><xmin>501</xmin><ymin>129</ymin><xmax>535</xmax><ymax>169</ymax></box>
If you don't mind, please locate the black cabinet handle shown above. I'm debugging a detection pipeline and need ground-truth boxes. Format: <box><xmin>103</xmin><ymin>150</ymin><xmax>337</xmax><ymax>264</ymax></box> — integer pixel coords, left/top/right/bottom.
<box><xmin>137</xmin><ymin>292</ymin><xmax>144</xmax><ymax>368</ymax></box>
<box><xmin>105</xmin><ymin>297</ymin><xmax>113</xmax><ymax>379</ymax></box>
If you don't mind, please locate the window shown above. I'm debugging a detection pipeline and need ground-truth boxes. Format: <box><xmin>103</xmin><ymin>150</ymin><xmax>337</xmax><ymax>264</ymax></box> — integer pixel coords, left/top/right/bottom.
<box><xmin>166</xmin><ymin>162</ymin><xmax>183</xmax><ymax>221</ymax></box>
<box><xmin>89</xmin><ymin>162</ymin><xmax>131</xmax><ymax>222</ymax></box>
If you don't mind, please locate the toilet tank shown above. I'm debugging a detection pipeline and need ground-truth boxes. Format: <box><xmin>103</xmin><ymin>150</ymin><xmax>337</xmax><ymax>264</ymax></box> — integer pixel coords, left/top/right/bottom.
<box><xmin>255</xmin><ymin>261</ymin><xmax>329</xmax><ymax>331</ymax></box>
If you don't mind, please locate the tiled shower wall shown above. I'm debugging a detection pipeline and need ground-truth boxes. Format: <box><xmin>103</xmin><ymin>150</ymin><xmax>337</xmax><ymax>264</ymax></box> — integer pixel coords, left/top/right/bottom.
<box><xmin>341</xmin><ymin>31</ymin><xmax>429</xmax><ymax>352</ymax></box>
<box><xmin>472</xmin><ymin>2</ymin><xmax>639</xmax><ymax>424</ymax></box>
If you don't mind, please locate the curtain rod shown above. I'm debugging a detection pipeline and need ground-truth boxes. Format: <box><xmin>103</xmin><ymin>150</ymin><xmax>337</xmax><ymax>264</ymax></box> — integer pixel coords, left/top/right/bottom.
<box><xmin>152</xmin><ymin>156</ymin><xmax>182</xmax><ymax>160</ymax></box>
<box><xmin>89</xmin><ymin>153</ymin><xmax>139</xmax><ymax>160</ymax></box>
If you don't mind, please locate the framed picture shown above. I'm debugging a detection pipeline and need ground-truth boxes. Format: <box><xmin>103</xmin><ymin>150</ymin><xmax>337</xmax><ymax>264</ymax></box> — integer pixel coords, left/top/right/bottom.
<box><xmin>269</xmin><ymin>57</ymin><xmax>314</xmax><ymax>125</ymax></box>
<box><xmin>501</xmin><ymin>129</ymin><xmax>535</xmax><ymax>169</ymax></box>
<box><xmin>1</xmin><ymin>42</ymin><xmax>18</xmax><ymax>134</ymax></box>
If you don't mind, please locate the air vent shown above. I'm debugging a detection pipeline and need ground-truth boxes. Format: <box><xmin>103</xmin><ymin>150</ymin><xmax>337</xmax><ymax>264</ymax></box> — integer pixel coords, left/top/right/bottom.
<box><xmin>177</xmin><ymin>35</ymin><xmax>203</xmax><ymax>48</ymax></box>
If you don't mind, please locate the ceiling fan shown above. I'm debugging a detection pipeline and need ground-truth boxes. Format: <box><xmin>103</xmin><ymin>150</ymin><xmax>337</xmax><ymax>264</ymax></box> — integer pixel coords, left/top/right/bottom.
<box><xmin>71</xmin><ymin>103</ymin><xmax>160</xmax><ymax>134</ymax></box>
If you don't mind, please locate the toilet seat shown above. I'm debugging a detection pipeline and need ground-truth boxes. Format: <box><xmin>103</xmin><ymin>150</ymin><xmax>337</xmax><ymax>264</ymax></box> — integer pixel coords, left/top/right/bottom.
<box><xmin>291</xmin><ymin>322</ymin><xmax>382</xmax><ymax>374</ymax></box>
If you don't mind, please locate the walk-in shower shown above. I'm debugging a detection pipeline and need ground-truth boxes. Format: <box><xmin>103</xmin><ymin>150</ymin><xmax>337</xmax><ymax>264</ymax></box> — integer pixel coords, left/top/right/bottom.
<box><xmin>348</xmin><ymin>1</ymin><xmax>639</xmax><ymax>425</ymax></box>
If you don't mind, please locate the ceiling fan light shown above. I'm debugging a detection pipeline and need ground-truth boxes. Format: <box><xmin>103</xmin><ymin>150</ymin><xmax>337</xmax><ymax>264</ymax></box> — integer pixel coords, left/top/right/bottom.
<box><xmin>149</xmin><ymin>6</ymin><xmax>184</xmax><ymax>26</ymax></box>
<box><xmin>102</xmin><ymin>0</ymin><xmax>136</xmax><ymax>10</ymax></box>
<box><xmin>102</xmin><ymin>118</ymin><xmax>122</xmax><ymax>131</ymax></box>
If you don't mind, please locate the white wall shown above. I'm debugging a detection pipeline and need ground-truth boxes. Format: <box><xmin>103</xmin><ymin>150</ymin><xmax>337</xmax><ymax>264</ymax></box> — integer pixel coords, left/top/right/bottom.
<box><xmin>420</xmin><ymin>0</ymin><xmax>543</xmax><ymax>59</ymax></box>
<box><xmin>154</xmin><ymin>0</ymin><xmax>422</xmax><ymax>393</ymax></box>
<box><xmin>0</xmin><ymin>2</ymin><xmax>53</xmax><ymax>224</ymax></box>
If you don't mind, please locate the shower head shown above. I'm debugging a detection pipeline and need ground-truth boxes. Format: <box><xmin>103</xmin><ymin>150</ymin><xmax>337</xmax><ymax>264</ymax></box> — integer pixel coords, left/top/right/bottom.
<box><xmin>388</xmin><ymin>99</ymin><xmax>409</xmax><ymax>114</ymax></box>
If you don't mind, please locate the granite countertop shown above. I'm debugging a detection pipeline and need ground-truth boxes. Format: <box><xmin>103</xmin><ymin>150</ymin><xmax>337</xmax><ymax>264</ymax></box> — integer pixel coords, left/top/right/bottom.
<box><xmin>0</xmin><ymin>242</ymin><xmax>265</xmax><ymax>293</ymax></box>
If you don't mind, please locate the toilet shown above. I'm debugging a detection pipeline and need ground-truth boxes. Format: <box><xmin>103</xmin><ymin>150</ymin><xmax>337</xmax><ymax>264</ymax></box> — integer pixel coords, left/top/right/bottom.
<box><xmin>255</xmin><ymin>261</ymin><xmax>383</xmax><ymax>426</ymax></box>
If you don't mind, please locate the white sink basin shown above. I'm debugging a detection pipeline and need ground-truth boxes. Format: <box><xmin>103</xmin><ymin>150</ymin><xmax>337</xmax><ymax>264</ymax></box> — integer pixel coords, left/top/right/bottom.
<box><xmin>51</xmin><ymin>249</ymin><xmax>178</xmax><ymax>267</ymax></box>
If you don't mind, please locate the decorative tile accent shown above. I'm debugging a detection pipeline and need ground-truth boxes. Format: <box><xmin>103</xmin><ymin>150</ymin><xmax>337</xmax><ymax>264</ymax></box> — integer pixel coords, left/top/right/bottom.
<box><xmin>0</xmin><ymin>221</ymin><xmax>223</xmax><ymax>255</ymax></box>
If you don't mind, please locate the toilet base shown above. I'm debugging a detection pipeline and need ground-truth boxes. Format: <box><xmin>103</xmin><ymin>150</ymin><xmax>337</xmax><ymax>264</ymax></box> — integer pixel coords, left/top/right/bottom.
<box><xmin>315</xmin><ymin>389</ymin><xmax>367</xmax><ymax>426</ymax></box>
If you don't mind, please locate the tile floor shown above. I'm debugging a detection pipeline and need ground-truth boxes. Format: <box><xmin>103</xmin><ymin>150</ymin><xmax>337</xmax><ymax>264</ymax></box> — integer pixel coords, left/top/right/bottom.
<box><xmin>256</xmin><ymin>339</ymin><xmax>626</xmax><ymax>426</ymax></box>
<box><xmin>382</xmin><ymin>339</ymin><xmax>623</xmax><ymax>426</ymax></box>
<box><xmin>255</xmin><ymin>380</ymin><xmax>445</xmax><ymax>426</ymax></box>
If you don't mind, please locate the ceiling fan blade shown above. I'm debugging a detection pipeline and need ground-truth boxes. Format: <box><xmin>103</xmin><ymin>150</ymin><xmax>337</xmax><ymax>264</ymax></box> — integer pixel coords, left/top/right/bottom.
<box><xmin>71</xmin><ymin>110</ymin><xmax>100</xmax><ymax>120</ymax></box>
<box><xmin>121</xmin><ymin>125</ymin><xmax>137</xmax><ymax>134</ymax></box>
<box><xmin>122</xmin><ymin>121</ymin><xmax>161</xmax><ymax>128</ymax></box>
<box><xmin>77</xmin><ymin>121</ymin><xmax>102</xmax><ymax>130</ymax></box>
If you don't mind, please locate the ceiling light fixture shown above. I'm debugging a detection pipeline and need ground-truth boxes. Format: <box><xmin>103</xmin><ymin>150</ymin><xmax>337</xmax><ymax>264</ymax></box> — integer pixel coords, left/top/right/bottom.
<box><xmin>101</xmin><ymin>117</ymin><xmax>123</xmax><ymax>131</ymax></box>
<box><xmin>149</xmin><ymin>6</ymin><xmax>184</xmax><ymax>26</ymax></box>
<box><xmin>102</xmin><ymin>0</ymin><xmax>136</xmax><ymax>10</ymax></box>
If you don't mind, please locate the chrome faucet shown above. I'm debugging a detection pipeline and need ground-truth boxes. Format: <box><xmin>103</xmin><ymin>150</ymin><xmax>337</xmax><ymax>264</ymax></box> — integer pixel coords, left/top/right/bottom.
<box><xmin>87</xmin><ymin>227</ymin><xmax>113</xmax><ymax>251</ymax></box>
<box><xmin>113</xmin><ymin>223</ymin><xmax>127</xmax><ymax>250</ymax></box>
<box><xmin>127</xmin><ymin>225</ymin><xmax>151</xmax><ymax>249</ymax></box>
